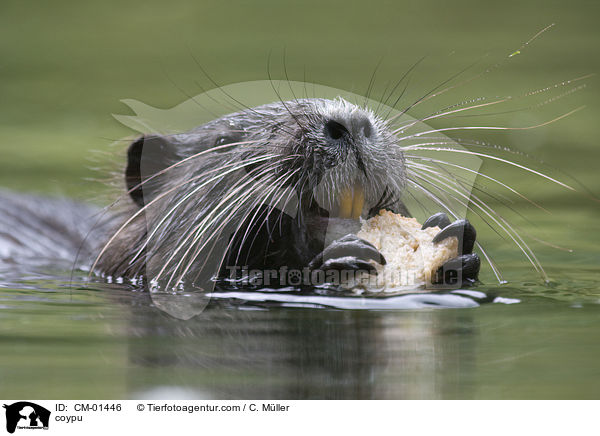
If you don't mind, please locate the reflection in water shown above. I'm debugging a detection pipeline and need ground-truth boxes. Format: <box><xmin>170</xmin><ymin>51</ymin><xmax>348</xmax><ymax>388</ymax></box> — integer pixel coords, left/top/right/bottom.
<box><xmin>125</xmin><ymin>292</ymin><xmax>482</xmax><ymax>399</ymax></box>
<box><xmin>2</xmin><ymin>267</ymin><xmax>599</xmax><ymax>399</ymax></box>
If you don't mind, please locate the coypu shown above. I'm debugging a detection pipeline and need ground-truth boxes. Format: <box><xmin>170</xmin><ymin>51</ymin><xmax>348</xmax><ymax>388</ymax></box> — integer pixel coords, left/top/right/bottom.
<box><xmin>1</xmin><ymin>81</ymin><xmax>583</xmax><ymax>293</ymax></box>
<box><xmin>91</xmin><ymin>97</ymin><xmax>480</xmax><ymax>290</ymax></box>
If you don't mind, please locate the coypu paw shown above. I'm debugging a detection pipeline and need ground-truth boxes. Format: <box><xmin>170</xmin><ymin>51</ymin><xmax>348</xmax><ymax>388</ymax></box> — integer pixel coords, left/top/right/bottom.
<box><xmin>308</xmin><ymin>234</ymin><xmax>386</xmax><ymax>283</ymax></box>
<box><xmin>424</xmin><ymin>213</ymin><xmax>480</xmax><ymax>286</ymax></box>
<box><xmin>421</xmin><ymin>212</ymin><xmax>452</xmax><ymax>231</ymax></box>
<box><xmin>433</xmin><ymin>254</ymin><xmax>481</xmax><ymax>287</ymax></box>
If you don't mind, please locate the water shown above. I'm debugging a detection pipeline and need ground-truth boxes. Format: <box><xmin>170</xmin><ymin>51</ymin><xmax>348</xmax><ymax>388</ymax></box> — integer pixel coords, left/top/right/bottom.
<box><xmin>1</xmin><ymin>0</ymin><xmax>599</xmax><ymax>400</ymax></box>
<box><xmin>1</xmin><ymin>245</ymin><xmax>599</xmax><ymax>399</ymax></box>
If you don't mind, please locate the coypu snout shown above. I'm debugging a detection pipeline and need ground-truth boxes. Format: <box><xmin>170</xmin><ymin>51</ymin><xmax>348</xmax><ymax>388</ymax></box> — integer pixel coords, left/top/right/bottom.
<box><xmin>323</xmin><ymin>114</ymin><xmax>374</xmax><ymax>142</ymax></box>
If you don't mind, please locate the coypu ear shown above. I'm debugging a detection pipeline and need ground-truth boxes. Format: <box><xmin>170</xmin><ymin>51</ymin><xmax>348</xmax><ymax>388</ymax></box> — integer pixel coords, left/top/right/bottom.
<box><xmin>125</xmin><ymin>135</ymin><xmax>178</xmax><ymax>208</ymax></box>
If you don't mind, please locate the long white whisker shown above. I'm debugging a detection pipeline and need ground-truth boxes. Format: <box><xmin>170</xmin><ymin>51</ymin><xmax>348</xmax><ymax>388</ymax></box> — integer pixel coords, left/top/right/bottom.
<box><xmin>393</xmin><ymin>106</ymin><xmax>585</xmax><ymax>137</ymax></box>
<box><xmin>400</xmin><ymin>143</ymin><xmax>576</xmax><ymax>191</ymax></box>
<box><xmin>191</xmin><ymin>167</ymin><xmax>301</xmax><ymax>277</ymax></box>
<box><xmin>169</xmin><ymin>167</ymin><xmax>302</xmax><ymax>288</ymax></box>
<box><xmin>405</xmin><ymin>154</ymin><xmax>550</xmax><ymax>212</ymax></box>
<box><xmin>124</xmin><ymin>139</ymin><xmax>259</xmax><ymax>197</ymax></box>
<box><xmin>131</xmin><ymin>155</ymin><xmax>291</xmax><ymax>265</ymax></box>
<box><xmin>386</xmin><ymin>24</ymin><xmax>557</xmax><ymax>123</ymax></box>
<box><xmin>89</xmin><ymin>153</ymin><xmax>278</xmax><ymax>277</ymax></box>
<box><xmin>392</xmin><ymin>74</ymin><xmax>592</xmax><ymax>132</ymax></box>
<box><xmin>395</xmin><ymin>97</ymin><xmax>512</xmax><ymax>133</ymax></box>
<box><xmin>409</xmin><ymin>167</ymin><xmax>547</xmax><ymax>280</ymax></box>
<box><xmin>155</xmin><ymin>165</ymin><xmax>286</xmax><ymax>283</ymax></box>
<box><xmin>228</xmin><ymin>168</ymin><xmax>303</xmax><ymax>269</ymax></box>
<box><xmin>156</xmin><ymin>159</ymin><xmax>296</xmax><ymax>285</ymax></box>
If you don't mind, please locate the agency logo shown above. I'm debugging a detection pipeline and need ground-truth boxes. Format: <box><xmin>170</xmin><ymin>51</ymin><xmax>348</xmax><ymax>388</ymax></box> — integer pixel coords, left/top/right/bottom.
<box><xmin>3</xmin><ymin>402</ymin><xmax>50</xmax><ymax>434</ymax></box>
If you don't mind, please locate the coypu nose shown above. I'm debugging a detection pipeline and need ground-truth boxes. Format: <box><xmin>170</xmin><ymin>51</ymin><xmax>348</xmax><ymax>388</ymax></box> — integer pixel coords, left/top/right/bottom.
<box><xmin>324</xmin><ymin>117</ymin><xmax>374</xmax><ymax>141</ymax></box>
<box><xmin>324</xmin><ymin>120</ymin><xmax>349</xmax><ymax>140</ymax></box>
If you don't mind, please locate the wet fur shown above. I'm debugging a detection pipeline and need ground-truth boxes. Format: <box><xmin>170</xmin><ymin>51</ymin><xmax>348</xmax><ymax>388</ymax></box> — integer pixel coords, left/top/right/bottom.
<box><xmin>96</xmin><ymin>98</ymin><xmax>411</xmax><ymax>287</ymax></box>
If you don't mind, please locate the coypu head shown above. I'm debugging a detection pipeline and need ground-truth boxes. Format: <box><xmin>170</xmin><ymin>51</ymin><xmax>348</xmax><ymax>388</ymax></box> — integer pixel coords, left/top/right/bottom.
<box><xmin>98</xmin><ymin>98</ymin><xmax>410</xmax><ymax>288</ymax></box>
<box><xmin>125</xmin><ymin>98</ymin><xmax>408</xmax><ymax>216</ymax></box>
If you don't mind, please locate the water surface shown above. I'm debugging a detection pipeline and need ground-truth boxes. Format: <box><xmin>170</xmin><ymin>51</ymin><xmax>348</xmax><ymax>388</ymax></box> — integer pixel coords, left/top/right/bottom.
<box><xmin>1</xmin><ymin>244</ymin><xmax>598</xmax><ymax>399</ymax></box>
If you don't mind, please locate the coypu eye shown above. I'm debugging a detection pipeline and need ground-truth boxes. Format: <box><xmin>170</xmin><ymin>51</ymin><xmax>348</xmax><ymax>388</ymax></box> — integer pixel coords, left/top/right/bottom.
<box><xmin>324</xmin><ymin>120</ymin><xmax>349</xmax><ymax>140</ymax></box>
<box><xmin>214</xmin><ymin>132</ymin><xmax>242</xmax><ymax>148</ymax></box>
<box><xmin>215</xmin><ymin>135</ymin><xmax>232</xmax><ymax>146</ymax></box>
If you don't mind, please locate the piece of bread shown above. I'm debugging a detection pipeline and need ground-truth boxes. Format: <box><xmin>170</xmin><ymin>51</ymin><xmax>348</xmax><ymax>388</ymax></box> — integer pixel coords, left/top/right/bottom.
<box><xmin>356</xmin><ymin>210</ymin><xmax>458</xmax><ymax>290</ymax></box>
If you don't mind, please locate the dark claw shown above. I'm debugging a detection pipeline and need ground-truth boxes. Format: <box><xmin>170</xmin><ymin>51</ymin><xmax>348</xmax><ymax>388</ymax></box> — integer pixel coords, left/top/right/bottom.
<box><xmin>320</xmin><ymin>256</ymin><xmax>379</xmax><ymax>275</ymax></box>
<box><xmin>433</xmin><ymin>219</ymin><xmax>476</xmax><ymax>255</ymax></box>
<box><xmin>433</xmin><ymin>253</ymin><xmax>481</xmax><ymax>286</ymax></box>
<box><xmin>421</xmin><ymin>212</ymin><xmax>451</xmax><ymax>230</ymax></box>
<box><xmin>309</xmin><ymin>235</ymin><xmax>386</xmax><ymax>270</ymax></box>
<box><xmin>335</xmin><ymin>234</ymin><xmax>378</xmax><ymax>249</ymax></box>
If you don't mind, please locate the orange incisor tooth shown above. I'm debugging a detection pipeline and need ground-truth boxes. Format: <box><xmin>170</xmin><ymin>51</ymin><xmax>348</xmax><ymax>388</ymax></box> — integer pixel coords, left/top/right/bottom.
<box><xmin>338</xmin><ymin>185</ymin><xmax>365</xmax><ymax>219</ymax></box>
<box><xmin>339</xmin><ymin>188</ymin><xmax>354</xmax><ymax>219</ymax></box>
<box><xmin>352</xmin><ymin>185</ymin><xmax>364</xmax><ymax>219</ymax></box>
